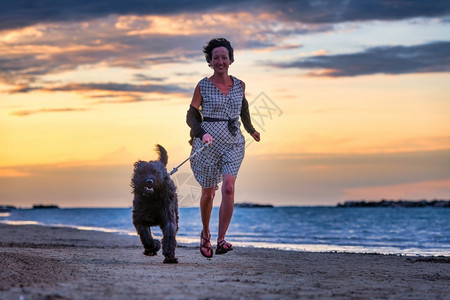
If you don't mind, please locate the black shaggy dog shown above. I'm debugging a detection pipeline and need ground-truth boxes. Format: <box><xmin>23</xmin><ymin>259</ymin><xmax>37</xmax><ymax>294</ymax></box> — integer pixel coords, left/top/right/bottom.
<box><xmin>131</xmin><ymin>145</ymin><xmax>178</xmax><ymax>264</ymax></box>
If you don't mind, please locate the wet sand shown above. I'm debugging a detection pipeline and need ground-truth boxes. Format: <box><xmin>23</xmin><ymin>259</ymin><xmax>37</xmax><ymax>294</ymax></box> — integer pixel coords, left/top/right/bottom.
<box><xmin>0</xmin><ymin>223</ymin><xmax>449</xmax><ymax>299</ymax></box>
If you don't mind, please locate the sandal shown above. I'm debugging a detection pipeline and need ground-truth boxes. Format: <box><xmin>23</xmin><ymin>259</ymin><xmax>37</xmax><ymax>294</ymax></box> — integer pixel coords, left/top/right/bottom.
<box><xmin>200</xmin><ymin>231</ymin><xmax>213</xmax><ymax>258</ymax></box>
<box><xmin>216</xmin><ymin>239</ymin><xmax>233</xmax><ymax>255</ymax></box>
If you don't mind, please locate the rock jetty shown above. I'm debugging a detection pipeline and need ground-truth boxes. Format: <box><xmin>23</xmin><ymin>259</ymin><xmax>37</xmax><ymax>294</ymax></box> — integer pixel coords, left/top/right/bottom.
<box><xmin>337</xmin><ymin>200</ymin><xmax>450</xmax><ymax>208</ymax></box>
<box><xmin>32</xmin><ymin>204</ymin><xmax>60</xmax><ymax>209</ymax></box>
<box><xmin>234</xmin><ymin>203</ymin><xmax>274</xmax><ymax>208</ymax></box>
<box><xmin>0</xmin><ymin>205</ymin><xmax>16</xmax><ymax>212</ymax></box>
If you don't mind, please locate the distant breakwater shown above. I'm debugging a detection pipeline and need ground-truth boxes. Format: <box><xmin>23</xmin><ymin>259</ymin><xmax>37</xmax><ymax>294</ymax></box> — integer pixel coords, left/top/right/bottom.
<box><xmin>337</xmin><ymin>200</ymin><xmax>450</xmax><ymax>208</ymax></box>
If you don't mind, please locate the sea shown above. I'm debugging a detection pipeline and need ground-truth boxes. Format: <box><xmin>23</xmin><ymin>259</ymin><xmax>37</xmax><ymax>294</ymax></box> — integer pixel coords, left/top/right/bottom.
<box><xmin>1</xmin><ymin>206</ymin><xmax>449</xmax><ymax>257</ymax></box>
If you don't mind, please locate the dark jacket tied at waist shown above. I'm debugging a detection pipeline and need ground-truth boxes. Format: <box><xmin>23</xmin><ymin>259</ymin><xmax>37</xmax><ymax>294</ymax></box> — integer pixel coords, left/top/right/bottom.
<box><xmin>186</xmin><ymin>97</ymin><xmax>256</xmax><ymax>145</ymax></box>
<box><xmin>203</xmin><ymin>117</ymin><xmax>239</xmax><ymax>136</ymax></box>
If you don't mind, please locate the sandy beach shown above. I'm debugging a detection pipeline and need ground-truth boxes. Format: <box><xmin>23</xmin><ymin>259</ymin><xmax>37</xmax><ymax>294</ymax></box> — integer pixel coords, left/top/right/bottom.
<box><xmin>0</xmin><ymin>223</ymin><xmax>449</xmax><ymax>300</ymax></box>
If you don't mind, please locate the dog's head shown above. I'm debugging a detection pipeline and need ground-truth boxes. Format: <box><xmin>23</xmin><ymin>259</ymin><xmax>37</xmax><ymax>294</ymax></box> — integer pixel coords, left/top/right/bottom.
<box><xmin>131</xmin><ymin>145</ymin><xmax>170</xmax><ymax>198</ymax></box>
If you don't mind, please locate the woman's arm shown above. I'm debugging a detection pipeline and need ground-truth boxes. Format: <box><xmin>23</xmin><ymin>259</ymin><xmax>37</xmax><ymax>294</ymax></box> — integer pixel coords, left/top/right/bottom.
<box><xmin>190</xmin><ymin>84</ymin><xmax>202</xmax><ymax>109</ymax></box>
<box><xmin>186</xmin><ymin>84</ymin><xmax>213</xmax><ymax>144</ymax></box>
<box><xmin>240</xmin><ymin>82</ymin><xmax>260</xmax><ymax>142</ymax></box>
<box><xmin>241</xmin><ymin>96</ymin><xmax>255</xmax><ymax>134</ymax></box>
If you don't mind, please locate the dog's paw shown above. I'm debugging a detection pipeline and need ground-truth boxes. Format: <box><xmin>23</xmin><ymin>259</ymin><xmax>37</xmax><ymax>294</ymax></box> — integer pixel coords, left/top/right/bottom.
<box><xmin>153</xmin><ymin>240</ymin><xmax>161</xmax><ymax>251</ymax></box>
<box><xmin>143</xmin><ymin>249</ymin><xmax>158</xmax><ymax>256</ymax></box>
<box><xmin>163</xmin><ymin>257</ymin><xmax>178</xmax><ymax>264</ymax></box>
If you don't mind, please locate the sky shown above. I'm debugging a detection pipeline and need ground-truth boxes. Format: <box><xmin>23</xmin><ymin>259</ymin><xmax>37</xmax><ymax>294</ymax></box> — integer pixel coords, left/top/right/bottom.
<box><xmin>0</xmin><ymin>0</ymin><xmax>449</xmax><ymax>207</ymax></box>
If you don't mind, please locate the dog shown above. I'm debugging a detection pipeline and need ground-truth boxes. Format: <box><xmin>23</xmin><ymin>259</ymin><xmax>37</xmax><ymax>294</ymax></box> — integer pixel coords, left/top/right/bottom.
<box><xmin>131</xmin><ymin>144</ymin><xmax>178</xmax><ymax>263</ymax></box>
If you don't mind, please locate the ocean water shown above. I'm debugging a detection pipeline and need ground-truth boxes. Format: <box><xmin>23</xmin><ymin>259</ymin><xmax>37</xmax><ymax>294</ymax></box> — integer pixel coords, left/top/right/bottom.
<box><xmin>1</xmin><ymin>207</ymin><xmax>449</xmax><ymax>256</ymax></box>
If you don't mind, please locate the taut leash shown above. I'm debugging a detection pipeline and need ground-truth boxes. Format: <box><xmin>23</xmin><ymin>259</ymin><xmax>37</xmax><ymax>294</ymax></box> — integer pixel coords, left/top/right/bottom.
<box><xmin>169</xmin><ymin>142</ymin><xmax>211</xmax><ymax>176</ymax></box>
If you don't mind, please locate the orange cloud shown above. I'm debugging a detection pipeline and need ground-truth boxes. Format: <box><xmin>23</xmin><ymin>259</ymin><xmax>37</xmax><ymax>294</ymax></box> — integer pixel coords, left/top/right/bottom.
<box><xmin>312</xmin><ymin>49</ymin><xmax>328</xmax><ymax>56</ymax></box>
<box><xmin>0</xmin><ymin>168</ymin><xmax>30</xmax><ymax>178</ymax></box>
<box><xmin>115</xmin><ymin>12</ymin><xmax>260</xmax><ymax>36</ymax></box>
<box><xmin>10</xmin><ymin>107</ymin><xmax>88</xmax><ymax>117</ymax></box>
<box><xmin>251</xmin><ymin>44</ymin><xmax>302</xmax><ymax>53</ymax></box>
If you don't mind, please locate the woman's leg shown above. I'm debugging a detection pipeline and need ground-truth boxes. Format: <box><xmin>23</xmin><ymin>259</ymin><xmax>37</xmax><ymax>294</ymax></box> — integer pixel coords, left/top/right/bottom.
<box><xmin>200</xmin><ymin>186</ymin><xmax>216</xmax><ymax>234</ymax></box>
<box><xmin>218</xmin><ymin>174</ymin><xmax>236</xmax><ymax>242</ymax></box>
<box><xmin>200</xmin><ymin>186</ymin><xmax>215</xmax><ymax>257</ymax></box>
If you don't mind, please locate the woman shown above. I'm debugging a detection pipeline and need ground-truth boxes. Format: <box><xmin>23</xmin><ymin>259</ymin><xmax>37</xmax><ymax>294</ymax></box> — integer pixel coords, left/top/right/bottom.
<box><xmin>186</xmin><ymin>38</ymin><xmax>260</xmax><ymax>258</ymax></box>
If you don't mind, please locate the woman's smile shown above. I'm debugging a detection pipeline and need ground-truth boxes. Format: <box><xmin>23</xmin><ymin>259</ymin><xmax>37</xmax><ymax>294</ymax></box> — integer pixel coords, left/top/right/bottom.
<box><xmin>211</xmin><ymin>46</ymin><xmax>230</xmax><ymax>73</ymax></box>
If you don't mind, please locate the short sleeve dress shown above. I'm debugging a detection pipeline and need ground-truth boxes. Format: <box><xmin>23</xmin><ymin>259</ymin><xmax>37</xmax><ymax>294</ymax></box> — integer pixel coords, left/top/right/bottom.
<box><xmin>190</xmin><ymin>76</ymin><xmax>246</xmax><ymax>188</ymax></box>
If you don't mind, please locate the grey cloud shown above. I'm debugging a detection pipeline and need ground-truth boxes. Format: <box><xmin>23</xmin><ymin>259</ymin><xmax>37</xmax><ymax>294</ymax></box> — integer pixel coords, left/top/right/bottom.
<box><xmin>6</xmin><ymin>81</ymin><xmax>191</xmax><ymax>107</ymax></box>
<box><xmin>7</xmin><ymin>85</ymin><xmax>41</xmax><ymax>94</ymax></box>
<box><xmin>1</xmin><ymin>1</ymin><xmax>450</xmax><ymax>31</ymax></box>
<box><xmin>6</xmin><ymin>81</ymin><xmax>190</xmax><ymax>114</ymax></box>
<box><xmin>46</xmin><ymin>82</ymin><xmax>190</xmax><ymax>94</ymax></box>
<box><xmin>0</xmin><ymin>34</ymin><xmax>209</xmax><ymax>85</ymax></box>
<box><xmin>133</xmin><ymin>74</ymin><xmax>166</xmax><ymax>82</ymax></box>
<box><xmin>0</xmin><ymin>50</ymin><xmax>117</xmax><ymax>85</ymax></box>
<box><xmin>0</xmin><ymin>0</ymin><xmax>222</xmax><ymax>31</ymax></box>
<box><xmin>273</xmin><ymin>41</ymin><xmax>450</xmax><ymax>76</ymax></box>
<box><xmin>263</xmin><ymin>0</ymin><xmax>450</xmax><ymax>23</ymax></box>
<box><xmin>1</xmin><ymin>1</ymin><xmax>448</xmax><ymax>88</ymax></box>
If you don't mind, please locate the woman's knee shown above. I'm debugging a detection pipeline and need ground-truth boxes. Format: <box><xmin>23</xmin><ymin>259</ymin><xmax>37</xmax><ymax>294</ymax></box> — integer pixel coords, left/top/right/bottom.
<box><xmin>223</xmin><ymin>184</ymin><xmax>234</xmax><ymax>196</ymax></box>
<box><xmin>201</xmin><ymin>188</ymin><xmax>215</xmax><ymax>203</ymax></box>
<box><xmin>222</xmin><ymin>176</ymin><xmax>235</xmax><ymax>197</ymax></box>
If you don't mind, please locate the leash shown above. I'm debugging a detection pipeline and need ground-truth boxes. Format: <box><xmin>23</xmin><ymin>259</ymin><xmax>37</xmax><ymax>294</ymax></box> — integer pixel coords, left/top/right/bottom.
<box><xmin>169</xmin><ymin>142</ymin><xmax>211</xmax><ymax>176</ymax></box>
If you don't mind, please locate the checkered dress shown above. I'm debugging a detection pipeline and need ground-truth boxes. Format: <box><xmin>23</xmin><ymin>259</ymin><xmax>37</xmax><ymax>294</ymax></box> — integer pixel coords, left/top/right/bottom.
<box><xmin>190</xmin><ymin>76</ymin><xmax>246</xmax><ymax>188</ymax></box>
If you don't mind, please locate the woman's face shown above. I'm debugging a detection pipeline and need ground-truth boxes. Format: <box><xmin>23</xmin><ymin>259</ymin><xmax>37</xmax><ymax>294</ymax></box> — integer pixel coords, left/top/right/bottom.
<box><xmin>210</xmin><ymin>46</ymin><xmax>231</xmax><ymax>74</ymax></box>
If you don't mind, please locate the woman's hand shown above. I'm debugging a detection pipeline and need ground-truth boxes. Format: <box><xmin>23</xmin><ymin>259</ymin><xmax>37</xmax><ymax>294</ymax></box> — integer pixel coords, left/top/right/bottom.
<box><xmin>251</xmin><ymin>131</ymin><xmax>260</xmax><ymax>142</ymax></box>
<box><xmin>202</xmin><ymin>133</ymin><xmax>213</xmax><ymax>145</ymax></box>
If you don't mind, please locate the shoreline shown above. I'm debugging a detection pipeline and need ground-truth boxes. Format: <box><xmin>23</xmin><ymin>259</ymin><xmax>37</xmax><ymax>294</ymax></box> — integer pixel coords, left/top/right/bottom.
<box><xmin>1</xmin><ymin>220</ymin><xmax>448</xmax><ymax>257</ymax></box>
<box><xmin>1</xmin><ymin>223</ymin><xmax>449</xmax><ymax>299</ymax></box>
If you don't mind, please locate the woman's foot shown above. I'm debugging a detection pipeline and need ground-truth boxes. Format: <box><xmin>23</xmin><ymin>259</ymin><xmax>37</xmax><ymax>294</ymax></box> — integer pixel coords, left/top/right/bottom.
<box><xmin>216</xmin><ymin>239</ymin><xmax>233</xmax><ymax>255</ymax></box>
<box><xmin>200</xmin><ymin>231</ymin><xmax>213</xmax><ymax>258</ymax></box>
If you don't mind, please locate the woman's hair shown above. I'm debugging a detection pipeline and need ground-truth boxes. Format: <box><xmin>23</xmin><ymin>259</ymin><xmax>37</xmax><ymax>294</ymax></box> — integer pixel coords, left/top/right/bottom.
<box><xmin>203</xmin><ymin>38</ymin><xmax>234</xmax><ymax>67</ymax></box>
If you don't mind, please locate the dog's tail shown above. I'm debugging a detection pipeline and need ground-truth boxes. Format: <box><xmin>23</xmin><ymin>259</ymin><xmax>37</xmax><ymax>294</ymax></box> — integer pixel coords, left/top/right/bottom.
<box><xmin>155</xmin><ymin>144</ymin><xmax>168</xmax><ymax>167</ymax></box>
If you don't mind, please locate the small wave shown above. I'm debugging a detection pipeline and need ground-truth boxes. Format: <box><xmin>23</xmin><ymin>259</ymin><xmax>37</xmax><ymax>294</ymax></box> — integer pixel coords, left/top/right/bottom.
<box><xmin>0</xmin><ymin>220</ymin><xmax>43</xmax><ymax>226</ymax></box>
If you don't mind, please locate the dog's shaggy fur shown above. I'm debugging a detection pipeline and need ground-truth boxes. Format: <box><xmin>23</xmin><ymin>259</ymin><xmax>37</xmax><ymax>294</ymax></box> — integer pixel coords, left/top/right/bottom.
<box><xmin>131</xmin><ymin>145</ymin><xmax>179</xmax><ymax>263</ymax></box>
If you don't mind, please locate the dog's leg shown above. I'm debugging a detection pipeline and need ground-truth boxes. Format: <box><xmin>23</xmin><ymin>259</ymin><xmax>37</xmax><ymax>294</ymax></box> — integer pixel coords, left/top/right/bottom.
<box><xmin>134</xmin><ymin>224</ymin><xmax>161</xmax><ymax>256</ymax></box>
<box><xmin>161</xmin><ymin>222</ymin><xmax>178</xmax><ymax>263</ymax></box>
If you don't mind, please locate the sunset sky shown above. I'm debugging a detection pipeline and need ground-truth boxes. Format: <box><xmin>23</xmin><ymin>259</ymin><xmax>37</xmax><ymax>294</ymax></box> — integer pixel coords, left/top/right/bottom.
<box><xmin>1</xmin><ymin>0</ymin><xmax>449</xmax><ymax>207</ymax></box>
